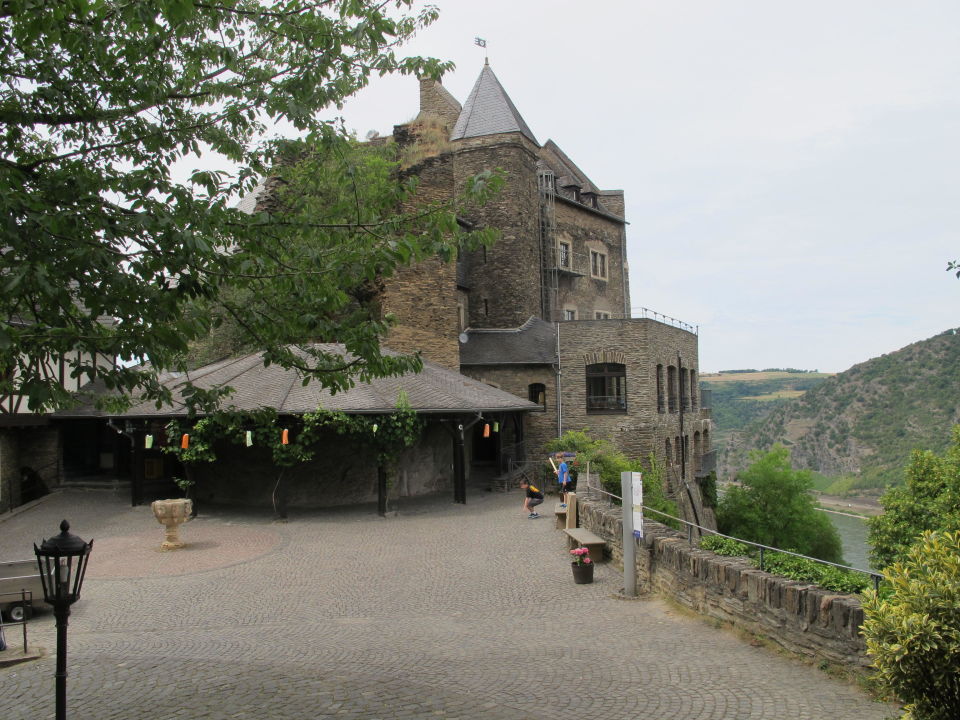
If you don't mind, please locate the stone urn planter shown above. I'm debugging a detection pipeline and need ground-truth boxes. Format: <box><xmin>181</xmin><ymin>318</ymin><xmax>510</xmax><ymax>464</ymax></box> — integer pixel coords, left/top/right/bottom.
<box><xmin>571</xmin><ymin>561</ymin><xmax>594</xmax><ymax>584</ymax></box>
<box><xmin>151</xmin><ymin>498</ymin><xmax>193</xmax><ymax>550</ymax></box>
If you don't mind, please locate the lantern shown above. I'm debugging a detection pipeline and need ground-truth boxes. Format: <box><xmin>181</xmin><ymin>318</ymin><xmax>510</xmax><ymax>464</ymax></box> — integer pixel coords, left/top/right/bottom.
<box><xmin>34</xmin><ymin>520</ymin><xmax>94</xmax><ymax>720</ymax></box>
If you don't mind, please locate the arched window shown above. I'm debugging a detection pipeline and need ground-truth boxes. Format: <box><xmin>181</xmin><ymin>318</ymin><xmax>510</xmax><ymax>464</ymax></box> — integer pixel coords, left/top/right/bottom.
<box><xmin>656</xmin><ymin>364</ymin><xmax>665</xmax><ymax>413</ymax></box>
<box><xmin>586</xmin><ymin>363</ymin><xmax>627</xmax><ymax>413</ymax></box>
<box><xmin>667</xmin><ymin>365</ymin><xmax>677</xmax><ymax>413</ymax></box>
<box><xmin>528</xmin><ymin>383</ymin><xmax>546</xmax><ymax>411</ymax></box>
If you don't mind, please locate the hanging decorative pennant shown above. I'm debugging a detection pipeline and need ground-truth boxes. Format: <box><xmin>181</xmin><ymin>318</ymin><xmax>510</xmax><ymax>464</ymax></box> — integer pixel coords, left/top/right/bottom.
<box><xmin>145</xmin><ymin>434</ymin><xmax>154</xmax><ymax>449</ymax></box>
<box><xmin>245</xmin><ymin>430</ymin><xmax>253</xmax><ymax>447</ymax></box>
<box><xmin>483</xmin><ymin>423</ymin><xmax>490</xmax><ymax>438</ymax></box>
<box><xmin>281</xmin><ymin>428</ymin><xmax>289</xmax><ymax>445</ymax></box>
<box><xmin>181</xmin><ymin>434</ymin><xmax>189</xmax><ymax>449</ymax></box>
<box><xmin>493</xmin><ymin>422</ymin><xmax>500</xmax><ymax>433</ymax></box>
<box><xmin>372</xmin><ymin>423</ymin><xmax>379</xmax><ymax>433</ymax></box>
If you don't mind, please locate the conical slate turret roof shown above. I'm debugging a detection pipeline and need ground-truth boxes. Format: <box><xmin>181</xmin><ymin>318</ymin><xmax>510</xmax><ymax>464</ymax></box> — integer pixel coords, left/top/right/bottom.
<box><xmin>450</xmin><ymin>64</ymin><xmax>538</xmax><ymax>145</ymax></box>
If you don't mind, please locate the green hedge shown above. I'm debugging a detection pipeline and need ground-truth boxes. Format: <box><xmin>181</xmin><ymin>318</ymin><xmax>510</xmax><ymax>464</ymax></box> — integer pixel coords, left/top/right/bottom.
<box><xmin>698</xmin><ymin>536</ymin><xmax>871</xmax><ymax>594</ymax></box>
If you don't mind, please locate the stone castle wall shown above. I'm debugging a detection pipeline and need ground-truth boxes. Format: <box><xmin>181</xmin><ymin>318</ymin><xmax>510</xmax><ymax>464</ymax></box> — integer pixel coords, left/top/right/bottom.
<box><xmin>558</xmin><ymin>320</ymin><xmax>708</xmax><ymax>462</ymax></box>
<box><xmin>459</xmin><ymin>364</ymin><xmax>556</xmax><ymax>458</ymax></box>
<box><xmin>383</xmin><ymin>153</ymin><xmax>461</xmax><ymax>369</ymax></box>
<box><xmin>578</xmin><ymin>497</ymin><xmax>869</xmax><ymax>668</ymax></box>
<box><xmin>453</xmin><ymin>135</ymin><xmax>543</xmax><ymax>328</ymax></box>
<box><xmin>195</xmin><ymin>422</ymin><xmax>453</xmax><ymax>509</ymax></box>
<box><xmin>551</xmin><ymin>200</ymin><xmax>627</xmax><ymax>322</ymax></box>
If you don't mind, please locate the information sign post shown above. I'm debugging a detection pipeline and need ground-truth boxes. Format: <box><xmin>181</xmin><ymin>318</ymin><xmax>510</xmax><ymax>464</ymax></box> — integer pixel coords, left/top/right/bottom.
<box><xmin>621</xmin><ymin>471</ymin><xmax>643</xmax><ymax>597</ymax></box>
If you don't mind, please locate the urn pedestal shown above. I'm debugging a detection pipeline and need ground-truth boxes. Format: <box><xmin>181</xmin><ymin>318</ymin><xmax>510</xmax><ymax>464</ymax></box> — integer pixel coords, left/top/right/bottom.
<box><xmin>151</xmin><ymin>498</ymin><xmax>193</xmax><ymax>550</ymax></box>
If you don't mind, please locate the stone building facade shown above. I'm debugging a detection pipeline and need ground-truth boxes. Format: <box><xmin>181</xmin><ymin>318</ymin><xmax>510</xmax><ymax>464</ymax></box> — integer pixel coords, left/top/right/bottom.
<box><xmin>380</xmin><ymin>63</ymin><xmax>714</xmax><ymax>522</ymax></box>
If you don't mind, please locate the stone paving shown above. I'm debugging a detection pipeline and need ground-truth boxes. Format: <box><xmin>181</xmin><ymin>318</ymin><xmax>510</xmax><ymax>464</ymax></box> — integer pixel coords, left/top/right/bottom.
<box><xmin>0</xmin><ymin>488</ymin><xmax>896</xmax><ymax>719</ymax></box>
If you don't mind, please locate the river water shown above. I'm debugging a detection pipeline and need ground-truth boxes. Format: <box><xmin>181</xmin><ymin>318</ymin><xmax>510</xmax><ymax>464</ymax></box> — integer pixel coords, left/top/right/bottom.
<box><xmin>824</xmin><ymin>510</ymin><xmax>875</xmax><ymax>571</ymax></box>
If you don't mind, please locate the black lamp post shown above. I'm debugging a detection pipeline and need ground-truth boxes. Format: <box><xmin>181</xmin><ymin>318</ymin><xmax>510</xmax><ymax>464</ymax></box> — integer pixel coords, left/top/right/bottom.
<box><xmin>34</xmin><ymin>520</ymin><xmax>93</xmax><ymax>720</ymax></box>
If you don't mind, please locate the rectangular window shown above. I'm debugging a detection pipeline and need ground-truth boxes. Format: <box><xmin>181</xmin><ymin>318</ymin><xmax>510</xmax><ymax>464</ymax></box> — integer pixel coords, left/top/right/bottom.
<box><xmin>595</xmin><ymin>312</ymin><xmax>610</xmax><ymax>320</ymax></box>
<box><xmin>564</xmin><ymin>309</ymin><xmax>576</xmax><ymax>321</ymax></box>
<box><xmin>558</xmin><ymin>241</ymin><xmax>571</xmax><ymax>268</ymax></box>
<box><xmin>590</xmin><ymin>250</ymin><xmax>607</xmax><ymax>279</ymax></box>
<box><xmin>586</xmin><ymin>363</ymin><xmax>627</xmax><ymax>413</ymax></box>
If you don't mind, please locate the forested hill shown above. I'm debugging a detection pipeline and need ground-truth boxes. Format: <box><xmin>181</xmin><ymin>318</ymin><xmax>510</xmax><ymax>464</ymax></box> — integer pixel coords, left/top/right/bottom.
<box><xmin>701</xmin><ymin>370</ymin><xmax>831</xmax><ymax>449</ymax></box>
<box><xmin>717</xmin><ymin>328</ymin><xmax>960</xmax><ymax>492</ymax></box>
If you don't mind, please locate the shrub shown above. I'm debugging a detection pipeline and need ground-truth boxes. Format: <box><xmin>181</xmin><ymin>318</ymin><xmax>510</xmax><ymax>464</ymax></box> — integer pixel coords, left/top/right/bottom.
<box><xmin>757</xmin><ymin>551</ymin><xmax>870</xmax><ymax>594</ymax></box>
<box><xmin>861</xmin><ymin>531</ymin><xmax>960</xmax><ymax>720</ymax></box>
<box><xmin>699</xmin><ymin>470</ymin><xmax>718</xmax><ymax>508</ymax></box>
<box><xmin>545</xmin><ymin>430</ymin><xmax>679</xmax><ymax>529</ymax></box>
<box><xmin>697</xmin><ymin>538</ymin><xmax>870</xmax><ymax>593</ymax></box>
<box><xmin>868</xmin><ymin>427</ymin><xmax>960</xmax><ymax>570</ymax></box>
<box><xmin>718</xmin><ymin>444</ymin><xmax>844</xmax><ymax>563</ymax></box>
<box><xmin>699</xmin><ymin>534</ymin><xmax>748</xmax><ymax>557</ymax></box>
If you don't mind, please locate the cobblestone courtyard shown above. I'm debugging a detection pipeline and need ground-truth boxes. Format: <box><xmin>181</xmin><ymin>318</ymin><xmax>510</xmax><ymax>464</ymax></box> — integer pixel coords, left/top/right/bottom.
<box><xmin>0</xmin><ymin>489</ymin><xmax>894</xmax><ymax>719</ymax></box>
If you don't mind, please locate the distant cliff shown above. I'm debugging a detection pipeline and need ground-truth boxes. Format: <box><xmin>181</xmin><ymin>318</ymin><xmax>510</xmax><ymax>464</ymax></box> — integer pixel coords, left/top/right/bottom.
<box><xmin>717</xmin><ymin>329</ymin><xmax>960</xmax><ymax>490</ymax></box>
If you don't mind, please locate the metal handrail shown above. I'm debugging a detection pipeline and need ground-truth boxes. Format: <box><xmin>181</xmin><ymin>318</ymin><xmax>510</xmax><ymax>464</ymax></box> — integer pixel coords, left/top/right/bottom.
<box><xmin>591</xmin><ymin>486</ymin><xmax>882</xmax><ymax>591</ymax></box>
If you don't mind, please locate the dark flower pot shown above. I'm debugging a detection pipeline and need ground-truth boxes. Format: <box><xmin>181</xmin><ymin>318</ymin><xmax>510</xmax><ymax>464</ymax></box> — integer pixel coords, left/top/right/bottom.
<box><xmin>571</xmin><ymin>561</ymin><xmax>594</xmax><ymax>584</ymax></box>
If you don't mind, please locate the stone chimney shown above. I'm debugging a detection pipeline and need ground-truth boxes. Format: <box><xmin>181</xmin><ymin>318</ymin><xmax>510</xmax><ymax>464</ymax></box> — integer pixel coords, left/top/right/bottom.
<box><xmin>599</xmin><ymin>190</ymin><xmax>625</xmax><ymax>218</ymax></box>
<box><xmin>418</xmin><ymin>77</ymin><xmax>462</xmax><ymax>129</ymax></box>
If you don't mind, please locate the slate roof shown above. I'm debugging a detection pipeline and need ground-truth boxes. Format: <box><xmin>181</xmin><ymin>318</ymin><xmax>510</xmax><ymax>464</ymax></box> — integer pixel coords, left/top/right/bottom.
<box><xmin>450</xmin><ymin>65</ymin><xmax>539</xmax><ymax>145</ymax></box>
<box><xmin>538</xmin><ymin>141</ymin><xmax>626</xmax><ymax>221</ymax></box>
<box><xmin>58</xmin><ymin>345</ymin><xmax>538</xmax><ymax>418</ymax></box>
<box><xmin>459</xmin><ymin>317</ymin><xmax>557</xmax><ymax>366</ymax></box>
<box><xmin>540</xmin><ymin>140</ymin><xmax>599</xmax><ymax>195</ymax></box>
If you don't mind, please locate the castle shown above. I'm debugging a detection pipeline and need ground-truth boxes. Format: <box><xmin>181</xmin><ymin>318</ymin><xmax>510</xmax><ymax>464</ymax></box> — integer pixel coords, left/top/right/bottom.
<box><xmin>379</xmin><ymin>63</ymin><xmax>714</xmax><ymax>522</ymax></box>
<box><xmin>0</xmin><ymin>64</ymin><xmax>714</xmax><ymax>522</ymax></box>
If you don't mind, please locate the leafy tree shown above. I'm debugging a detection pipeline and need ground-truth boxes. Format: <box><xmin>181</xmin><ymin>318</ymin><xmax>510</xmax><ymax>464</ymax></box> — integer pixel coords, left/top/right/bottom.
<box><xmin>861</xmin><ymin>530</ymin><xmax>960</xmax><ymax>720</ymax></box>
<box><xmin>867</xmin><ymin>427</ymin><xmax>960</xmax><ymax>569</ymax></box>
<box><xmin>179</xmin><ymin>135</ymin><xmax>500</xmax><ymax>372</ymax></box>
<box><xmin>717</xmin><ymin>444</ymin><xmax>844</xmax><ymax>563</ymax></box>
<box><xmin>0</xmin><ymin>0</ymin><xmax>496</xmax><ymax>412</ymax></box>
<box><xmin>545</xmin><ymin>429</ymin><xmax>679</xmax><ymax>529</ymax></box>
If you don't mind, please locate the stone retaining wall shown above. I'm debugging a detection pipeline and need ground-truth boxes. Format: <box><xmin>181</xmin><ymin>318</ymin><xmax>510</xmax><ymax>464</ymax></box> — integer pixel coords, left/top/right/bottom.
<box><xmin>578</xmin><ymin>497</ymin><xmax>869</xmax><ymax>668</ymax></box>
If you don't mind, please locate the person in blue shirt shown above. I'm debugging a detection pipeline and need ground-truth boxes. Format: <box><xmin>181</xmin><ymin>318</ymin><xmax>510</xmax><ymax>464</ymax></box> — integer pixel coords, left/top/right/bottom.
<box><xmin>555</xmin><ymin>452</ymin><xmax>574</xmax><ymax>506</ymax></box>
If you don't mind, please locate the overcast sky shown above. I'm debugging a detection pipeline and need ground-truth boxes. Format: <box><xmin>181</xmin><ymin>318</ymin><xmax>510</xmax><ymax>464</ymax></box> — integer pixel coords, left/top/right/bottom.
<box><xmin>329</xmin><ymin>0</ymin><xmax>960</xmax><ymax>373</ymax></box>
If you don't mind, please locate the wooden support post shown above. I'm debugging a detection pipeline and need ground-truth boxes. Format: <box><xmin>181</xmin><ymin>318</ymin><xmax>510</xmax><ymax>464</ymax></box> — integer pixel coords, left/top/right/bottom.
<box><xmin>377</xmin><ymin>465</ymin><xmax>387</xmax><ymax>517</ymax></box>
<box><xmin>454</xmin><ymin>424</ymin><xmax>466</xmax><ymax>504</ymax></box>
<box><xmin>131</xmin><ymin>430</ymin><xmax>144</xmax><ymax>507</ymax></box>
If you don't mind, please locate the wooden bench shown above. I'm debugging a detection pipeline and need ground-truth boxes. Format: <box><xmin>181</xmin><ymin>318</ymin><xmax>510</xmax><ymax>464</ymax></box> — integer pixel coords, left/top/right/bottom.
<box><xmin>554</xmin><ymin>502</ymin><xmax>568</xmax><ymax>529</ymax></box>
<box><xmin>564</xmin><ymin>527</ymin><xmax>607</xmax><ymax>563</ymax></box>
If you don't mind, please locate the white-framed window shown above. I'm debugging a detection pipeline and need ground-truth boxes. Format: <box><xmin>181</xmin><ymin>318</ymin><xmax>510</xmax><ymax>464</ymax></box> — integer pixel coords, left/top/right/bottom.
<box><xmin>590</xmin><ymin>250</ymin><xmax>607</xmax><ymax>280</ymax></box>
<box><xmin>564</xmin><ymin>309</ymin><xmax>576</xmax><ymax>321</ymax></box>
<box><xmin>558</xmin><ymin>241</ymin><xmax>571</xmax><ymax>268</ymax></box>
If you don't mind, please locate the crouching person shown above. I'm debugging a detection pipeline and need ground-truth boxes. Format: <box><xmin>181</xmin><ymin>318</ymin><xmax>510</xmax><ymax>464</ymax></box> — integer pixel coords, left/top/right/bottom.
<box><xmin>520</xmin><ymin>480</ymin><xmax>544</xmax><ymax>519</ymax></box>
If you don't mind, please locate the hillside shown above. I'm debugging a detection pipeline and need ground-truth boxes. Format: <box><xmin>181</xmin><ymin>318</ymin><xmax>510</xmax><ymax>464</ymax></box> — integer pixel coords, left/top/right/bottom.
<box><xmin>717</xmin><ymin>329</ymin><xmax>960</xmax><ymax>492</ymax></box>
<box><xmin>701</xmin><ymin>370</ymin><xmax>831</xmax><ymax>449</ymax></box>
